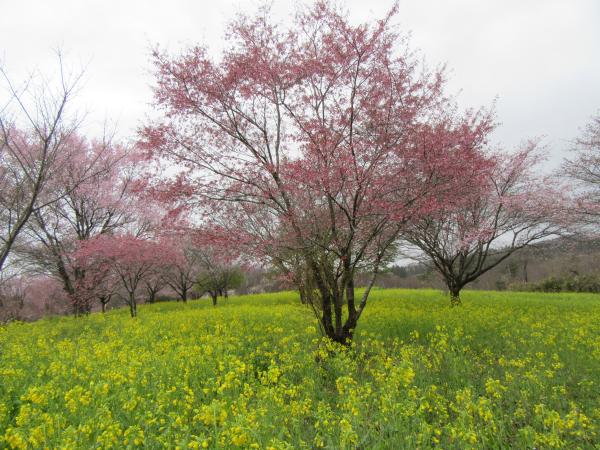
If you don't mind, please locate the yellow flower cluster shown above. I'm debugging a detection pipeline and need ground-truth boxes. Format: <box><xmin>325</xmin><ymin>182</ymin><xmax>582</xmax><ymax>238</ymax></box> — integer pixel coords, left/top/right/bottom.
<box><xmin>0</xmin><ymin>289</ymin><xmax>598</xmax><ymax>448</ymax></box>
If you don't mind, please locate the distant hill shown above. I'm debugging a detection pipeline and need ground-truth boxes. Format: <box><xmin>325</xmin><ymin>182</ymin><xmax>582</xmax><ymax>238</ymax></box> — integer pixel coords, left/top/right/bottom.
<box><xmin>373</xmin><ymin>237</ymin><xmax>600</xmax><ymax>292</ymax></box>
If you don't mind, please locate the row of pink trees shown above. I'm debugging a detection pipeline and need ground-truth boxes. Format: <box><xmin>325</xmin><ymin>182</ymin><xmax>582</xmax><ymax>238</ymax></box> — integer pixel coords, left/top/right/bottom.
<box><xmin>0</xmin><ymin>276</ymin><xmax>70</xmax><ymax>323</ymax></box>
<box><xmin>0</xmin><ymin>113</ymin><xmax>248</xmax><ymax>316</ymax></box>
<box><xmin>1</xmin><ymin>117</ymin><xmax>241</xmax><ymax>317</ymax></box>
<box><xmin>0</xmin><ymin>58</ymin><xmax>240</xmax><ymax>317</ymax></box>
<box><xmin>75</xmin><ymin>235</ymin><xmax>174</xmax><ymax>317</ymax></box>
<box><xmin>139</xmin><ymin>2</ymin><xmax>568</xmax><ymax>342</ymax></box>
<box><xmin>73</xmin><ymin>232</ymin><xmax>241</xmax><ymax>317</ymax></box>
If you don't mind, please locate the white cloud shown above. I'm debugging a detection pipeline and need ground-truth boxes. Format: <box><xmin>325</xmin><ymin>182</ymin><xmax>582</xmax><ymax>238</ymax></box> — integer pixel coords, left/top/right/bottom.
<box><xmin>1</xmin><ymin>0</ymin><xmax>598</xmax><ymax>168</ymax></box>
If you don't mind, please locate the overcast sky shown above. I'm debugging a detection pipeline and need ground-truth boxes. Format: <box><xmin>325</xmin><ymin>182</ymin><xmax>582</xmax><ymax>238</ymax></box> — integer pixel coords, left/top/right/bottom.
<box><xmin>1</xmin><ymin>0</ymin><xmax>599</xmax><ymax>170</ymax></box>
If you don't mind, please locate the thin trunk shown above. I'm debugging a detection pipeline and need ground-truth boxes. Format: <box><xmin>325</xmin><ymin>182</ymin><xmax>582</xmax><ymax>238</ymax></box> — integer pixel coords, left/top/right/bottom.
<box><xmin>0</xmin><ymin>209</ymin><xmax>34</xmax><ymax>272</ymax></box>
<box><xmin>303</xmin><ymin>256</ymin><xmax>380</xmax><ymax>345</ymax></box>
<box><xmin>100</xmin><ymin>293</ymin><xmax>112</xmax><ymax>313</ymax></box>
<box><xmin>339</xmin><ymin>276</ymin><xmax>357</xmax><ymax>343</ymax></box>
<box><xmin>299</xmin><ymin>288</ymin><xmax>308</xmax><ymax>304</ymax></box>
<box><xmin>333</xmin><ymin>293</ymin><xmax>343</xmax><ymax>338</ymax></box>
<box><xmin>346</xmin><ymin>277</ymin><xmax>355</xmax><ymax>316</ymax></box>
<box><xmin>319</xmin><ymin>287</ymin><xmax>335</xmax><ymax>339</ymax></box>
<box><xmin>129</xmin><ymin>292</ymin><xmax>137</xmax><ymax>317</ymax></box>
<box><xmin>148</xmin><ymin>291</ymin><xmax>156</xmax><ymax>303</ymax></box>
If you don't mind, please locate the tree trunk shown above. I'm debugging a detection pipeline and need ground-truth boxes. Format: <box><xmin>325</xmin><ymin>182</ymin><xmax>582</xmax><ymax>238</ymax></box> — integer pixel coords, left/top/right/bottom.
<box><xmin>443</xmin><ymin>276</ymin><xmax>463</xmax><ymax>307</ymax></box>
<box><xmin>210</xmin><ymin>291</ymin><xmax>217</xmax><ymax>306</ymax></box>
<box><xmin>449</xmin><ymin>287</ymin><xmax>462</xmax><ymax>307</ymax></box>
<box><xmin>340</xmin><ymin>278</ymin><xmax>358</xmax><ymax>343</ymax></box>
<box><xmin>0</xmin><ymin>206</ymin><xmax>35</xmax><ymax>273</ymax></box>
<box><xmin>72</xmin><ymin>294</ymin><xmax>89</xmax><ymax>317</ymax></box>
<box><xmin>302</xmin><ymin>256</ymin><xmax>380</xmax><ymax>346</ymax></box>
<box><xmin>299</xmin><ymin>289</ymin><xmax>307</xmax><ymax>304</ymax></box>
<box><xmin>319</xmin><ymin>289</ymin><xmax>335</xmax><ymax>339</ymax></box>
<box><xmin>318</xmin><ymin>283</ymin><xmax>354</xmax><ymax>345</ymax></box>
<box><xmin>181</xmin><ymin>288</ymin><xmax>188</xmax><ymax>302</ymax></box>
<box><xmin>333</xmin><ymin>292</ymin><xmax>343</xmax><ymax>338</ymax></box>
<box><xmin>129</xmin><ymin>293</ymin><xmax>137</xmax><ymax>317</ymax></box>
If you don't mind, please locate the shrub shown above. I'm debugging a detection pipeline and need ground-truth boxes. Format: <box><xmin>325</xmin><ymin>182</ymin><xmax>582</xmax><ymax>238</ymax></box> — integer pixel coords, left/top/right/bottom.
<box><xmin>510</xmin><ymin>273</ymin><xmax>600</xmax><ymax>293</ymax></box>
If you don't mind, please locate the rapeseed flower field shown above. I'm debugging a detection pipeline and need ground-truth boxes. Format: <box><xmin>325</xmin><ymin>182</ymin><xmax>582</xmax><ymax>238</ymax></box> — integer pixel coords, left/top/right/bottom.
<box><xmin>1</xmin><ymin>289</ymin><xmax>599</xmax><ymax>449</ymax></box>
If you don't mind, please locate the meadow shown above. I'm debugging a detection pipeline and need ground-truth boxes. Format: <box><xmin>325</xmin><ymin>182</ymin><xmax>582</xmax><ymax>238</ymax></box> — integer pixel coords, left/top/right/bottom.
<box><xmin>1</xmin><ymin>289</ymin><xmax>599</xmax><ymax>449</ymax></box>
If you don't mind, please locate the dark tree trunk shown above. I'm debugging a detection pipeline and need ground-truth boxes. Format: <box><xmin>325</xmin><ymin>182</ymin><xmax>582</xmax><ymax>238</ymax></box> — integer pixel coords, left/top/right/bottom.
<box><xmin>315</xmin><ymin>274</ymin><xmax>357</xmax><ymax>345</ymax></box>
<box><xmin>129</xmin><ymin>293</ymin><xmax>137</xmax><ymax>317</ymax></box>
<box><xmin>72</xmin><ymin>300</ymin><xmax>80</xmax><ymax>316</ymax></box>
<box><xmin>319</xmin><ymin>289</ymin><xmax>335</xmax><ymax>339</ymax></box>
<box><xmin>448</xmin><ymin>283</ymin><xmax>462</xmax><ymax>307</ymax></box>
<box><xmin>450</xmin><ymin>291</ymin><xmax>461</xmax><ymax>307</ymax></box>
<box><xmin>0</xmin><ymin>205</ymin><xmax>36</xmax><ymax>272</ymax></box>
<box><xmin>210</xmin><ymin>291</ymin><xmax>217</xmax><ymax>306</ymax></box>
<box><xmin>58</xmin><ymin>264</ymin><xmax>90</xmax><ymax>317</ymax></box>
<box><xmin>99</xmin><ymin>294</ymin><xmax>111</xmax><ymax>313</ymax></box>
<box><xmin>442</xmin><ymin>274</ymin><xmax>464</xmax><ymax>306</ymax></box>
<box><xmin>72</xmin><ymin>294</ymin><xmax>91</xmax><ymax>317</ymax></box>
<box><xmin>340</xmin><ymin>277</ymin><xmax>359</xmax><ymax>342</ymax></box>
<box><xmin>333</xmin><ymin>292</ymin><xmax>343</xmax><ymax>338</ymax></box>
<box><xmin>181</xmin><ymin>288</ymin><xmax>188</xmax><ymax>302</ymax></box>
<box><xmin>299</xmin><ymin>290</ymin><xmax>308</xmax><ymax>304</ymax></box>
<box><xmin>301</xmin><ymin>254</ymin><xmax>380</xmax><ymax>346</ymax></box>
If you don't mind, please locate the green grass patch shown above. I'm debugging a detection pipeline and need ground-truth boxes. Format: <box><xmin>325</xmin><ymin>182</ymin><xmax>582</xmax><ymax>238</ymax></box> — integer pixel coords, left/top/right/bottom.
<box><xmin>1</xmin><ymin>289</ymin><xmax>598</xmax><ymax>448</ymax></box>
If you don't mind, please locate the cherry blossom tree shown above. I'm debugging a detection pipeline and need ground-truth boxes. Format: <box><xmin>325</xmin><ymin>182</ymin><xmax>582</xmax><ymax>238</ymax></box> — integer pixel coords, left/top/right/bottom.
<box><xmin>402</xmin><ymin>144</ymin><xmax>567</xmax><ymax>305</ymax></box>
<box><xmin>192</xmin><ymin>244</ymin><xmax>243</xmax><ymax>306</ymax></box>
<box><xmin>77</xmin><ymin>235</ymin><xmax>177</xmax><ymax>317</ymax></box>
<box><xmin>141</xmin><ymin>2</ymin><xmax>497</xmax><ymax>342</ymax></box>
<box><xmin>563</xmin><ymin>113</ymin><xmax>600</xmax><ymax>231</ymax></box>
<box><xmin>0</xmin><ymin>275</ymin><xmax>69</xmax><ymax>322</ymax></box>
<box><xmin>0</xmin><ymin>275</ymin><xmax>27</xmax><ymax>322</ymax></box>
<box><xmin>25</xmin><ymin>275</ymin><xmax>71</xmax><ymax>317</ymax></box>
<box><xmin>162</xmin><ymin>236</ymin><xmax>202</xmax><ymax>302</ymax></box>
<box><xmin>0</xmin><ymin>54</ymin><xmax>102</xmax><ymax>273</ymax></box>
<box><xmin>68</xmin><ymin>256</ymin><xmax>119</xmax><ymax>314</ymax></box>
<box><xmin>144</xmin><ymin>269</ymin><xmax>167</xmax><ymax>304</ymax></box>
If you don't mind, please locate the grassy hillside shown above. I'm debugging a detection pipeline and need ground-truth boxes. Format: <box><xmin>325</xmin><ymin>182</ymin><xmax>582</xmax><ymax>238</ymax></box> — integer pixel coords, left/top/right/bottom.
<box><xmin>1</xmin><ymin>289</ymin><xmax>599</xmax><ymax>449</ymax></box>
